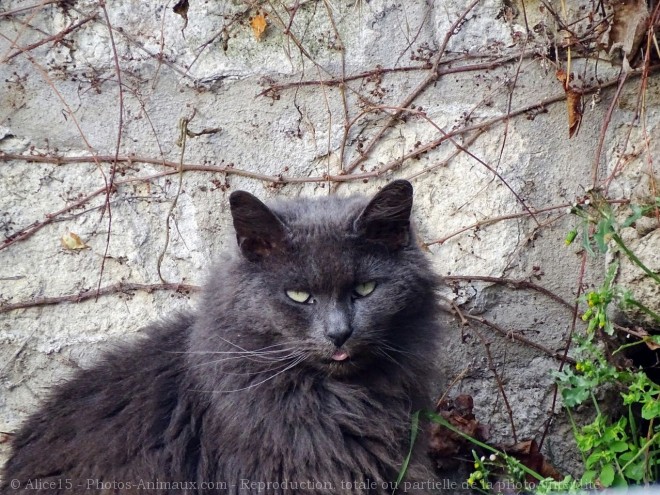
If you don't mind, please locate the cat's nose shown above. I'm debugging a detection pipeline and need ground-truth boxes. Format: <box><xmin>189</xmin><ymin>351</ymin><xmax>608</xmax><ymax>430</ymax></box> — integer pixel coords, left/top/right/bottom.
<box><xmin>325</xmin><ymin>308</ymin><xmax>352</xmax><ymax>348</ymax></box>
<box><xmin>326</xmin><ymin>326</ymin><xmax>353</xmax><ymax>348</ymax></box>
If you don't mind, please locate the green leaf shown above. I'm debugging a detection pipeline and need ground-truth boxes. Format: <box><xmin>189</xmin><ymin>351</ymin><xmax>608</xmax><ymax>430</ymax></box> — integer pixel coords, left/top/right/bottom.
<box><xmin>618</xmin><ymin>451</ymin><xmax>635</xmax><ymax>463</ymax></box>
<box><xmin>641</xmin><ymin>399</ymin><xmax>660</xmax><ymax>420</ymax></box>
<box><xmin>396</xmin><ymin>410</ymin><xmax>419</xmax><ymax>485</ymax></box>
<box><xmin>622</xmin><ymin>205</ymin><xmax>644</xmax><ymax>228</ymax></box>
<box><xmin>611</xmin><ymin>474</ymin><xmax>628</xmax><ymax>488</ymax></box>
<box><xmin>562</xmin><ymin>386</ymin><xmax>590</xmax><ymax>408</ymax></box>
<box><xmin>599</xmin><ymin>464</ymin><xmax>615</xmax><ymax>487</ymax></box>
<box><xmin>586</xmin><ymin>451</ymin><xmax>602</xmax><ymax>468</ymax></box>
<box><xmin>623</xmin><ymin>460</ymin><xmax>645</xmax><ymax>481</ymax></box>
<box><xmin>581</xmin><ymin>470</ymin><xmax>597</xmax><ymax>485</ymax></box>
<box><xmin>610</xmin><ymin>440</ymin><xmax>629</xmax><ymax>453</ymax></box>
<box><xmin>594</xmin><ymin>218</ymin><xmax>612</xmax><ymax>253</ymax></box>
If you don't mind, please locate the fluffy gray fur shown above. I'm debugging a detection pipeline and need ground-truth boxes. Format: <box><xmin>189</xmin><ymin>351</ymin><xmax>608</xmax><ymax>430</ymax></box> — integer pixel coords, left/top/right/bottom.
<box><xmin>2</xmin><ymin>181</ymin><xmax>440</xmax><ymax>494</ymax></box>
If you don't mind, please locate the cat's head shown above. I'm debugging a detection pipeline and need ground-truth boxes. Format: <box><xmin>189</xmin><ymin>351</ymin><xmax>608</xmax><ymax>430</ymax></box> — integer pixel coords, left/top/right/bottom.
<box><xmin>217</xmin><ymin>181</ymin><xmax>437</xmax><ymax>377</ymax></box>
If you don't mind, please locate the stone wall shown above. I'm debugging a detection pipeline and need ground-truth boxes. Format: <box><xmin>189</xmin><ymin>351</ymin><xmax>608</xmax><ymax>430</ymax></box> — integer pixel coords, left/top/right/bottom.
<box><xmin>1</xmin><ymin>0</ymin><xmax>658</xmax><ymax>482</ymax></box>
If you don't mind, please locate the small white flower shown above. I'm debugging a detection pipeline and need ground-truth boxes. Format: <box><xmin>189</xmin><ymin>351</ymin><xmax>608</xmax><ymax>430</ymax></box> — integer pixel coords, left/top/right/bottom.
<box><xmin>489</xmin><ymin>454</ymin><xmax>497</xmax><ymax>461</ymax></box>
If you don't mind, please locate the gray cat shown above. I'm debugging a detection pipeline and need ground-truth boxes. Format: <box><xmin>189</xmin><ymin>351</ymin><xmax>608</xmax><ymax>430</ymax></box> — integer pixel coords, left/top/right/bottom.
<box><xmin>2</xmin><ymin>180</ymin><xmax>440</xmax><ymax>494</ymax></box>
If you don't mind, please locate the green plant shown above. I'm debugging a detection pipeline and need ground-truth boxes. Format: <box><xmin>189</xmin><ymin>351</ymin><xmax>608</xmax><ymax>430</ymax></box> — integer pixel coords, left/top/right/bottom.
<box><xmin>556</xmin><ymin>193</ymin><xmax>660</xmax><ymax>487</ymax></box>
<box><xmin>398</xmin><ymin>195</ymin><xmax>660</xmax><ymax>493</ymax></box>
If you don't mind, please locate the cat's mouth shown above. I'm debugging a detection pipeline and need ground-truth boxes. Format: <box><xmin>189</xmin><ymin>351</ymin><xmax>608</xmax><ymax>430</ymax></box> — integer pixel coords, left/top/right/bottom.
<box><xmin>330</xmin><ymin>349</ymin><xmax>350</xmax><ymax>362</ymax></box>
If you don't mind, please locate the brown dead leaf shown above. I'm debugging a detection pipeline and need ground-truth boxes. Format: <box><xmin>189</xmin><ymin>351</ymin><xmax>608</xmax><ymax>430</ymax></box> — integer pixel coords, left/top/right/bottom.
<box><xmin>173</xmin><ymin>0</ymin><xmax>189</xmax><ymax>30</ymax></box>
<box><xmin>556</xmin><ymin>69</ymin><xmax>583</xmax><ymax>138</ymax></box>
<box><xmin>496</xmin><ymin>439</ymin><xmax>562</xmax><ymax>482</ymax></box>
<box><xmin>250</xmin><ymin>13</ymin><xmax>267</xmax><ymax>41</ymax></box>
<box><xmin>60</xmin><ymin>232</ymin><xmax>87</xmax><ymax>250</ymax></box>
<box><xmin>428</xmin><ymin>394</ymin><xmax>489</xmax><ymax>470</ymax></box>
<box><xmin>645</xmin><ymin>335</ymin><xmax>660</xmax><ymax>351</ymax></box>
<box><xmin>605</xmin><ymin>0</ymin><xmax>648</xmax><ymax>62</ymax></box>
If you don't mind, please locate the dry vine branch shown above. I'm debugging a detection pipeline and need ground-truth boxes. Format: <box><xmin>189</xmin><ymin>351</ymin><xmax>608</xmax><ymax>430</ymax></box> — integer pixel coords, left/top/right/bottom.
<box><xmin>343</xmin><ymin>0</ymin><xmax>481</xmax><ymax>174</ymax></box>
<box><xmin>257</xmin><ymin>54</ymin><xmax>527</xmax><ymax>97</ymax></box>
<box><xmin>0</xmin><ymin>0</ymin><xmax>59</xmax><ymax>18</ymax></box>
<box><xmin>539</xmin><ymin>251</ymin><xmax>587</xmax><ymax>449</ymax></box>
<box><xmin>474</xmin><ymin>325</ymin><xmax>519</xmax><ymax>443</ymax></box>
<box><xmin>448</xmin><ymin>298</ymin><xmax>519</xmax><ymax>440</ymax></box>
<box><xmin>1</xmin><ymin>12</ymin><xmax>97</xmax><ymax>63</ymax></box>
<box><xmin>426</xmin><ymin>198</ymin><xmax>630</xmax><ymax>247</ymax></box>
<box><xmin>0</xmin><ymin>170</ymin><xmax>179</xmax><ymax>252</ymax></box>
<box><xmin>0</xmin><ymin>282</ymin><xmax>201</xmax><ymax>314</ymax></box>
<box><xmin>96</xmin><ymin>0</ymin><xmax>125</xmax><ymax>297</ymax></box>
<box><xmin>462</xmin><ymin>313</ymin><xmax>577</xmax><ymax>366</ymax></box>
<box><xmin>443</xmin><ymin>275</ymin><xmax>574</xmax><ymax>312</ymax></box>
<box><xmin>405</xmin><ymin>130</ymin><xmax>485</xmax><ymax>182</ymax></box>
<box><xmin>372</xmin><ymin>64</ymin><xmax>660</xmax><ymax>174</ymax></box>
<box><xmin>395</xmin><ymin>105</ymin><xmax>541</xmax><ymax>226</ymax></box>
<box><xmin>591</xmin><ymin>69</ymin><xmax>627</xmax><ymax>187</ymax></box>
<box><xmin>0</xmin><ymin>30</ymin><xmax>113</xmax><ymax>247</ymax></box>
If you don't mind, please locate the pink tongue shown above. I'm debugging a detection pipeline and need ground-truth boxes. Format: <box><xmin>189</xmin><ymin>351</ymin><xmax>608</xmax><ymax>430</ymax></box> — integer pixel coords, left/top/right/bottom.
<box><xmin>331</xmin><ymin>350</ymin><xmax>349</xmax><ymax>362</ymax></box>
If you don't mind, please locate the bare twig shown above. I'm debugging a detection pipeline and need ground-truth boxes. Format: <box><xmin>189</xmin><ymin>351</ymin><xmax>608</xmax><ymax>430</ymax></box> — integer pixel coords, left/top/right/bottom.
<box><xmin>405</xmin><ymin>130</ymin><xmax>485</xmax><ymax>181</ymax></box>
<box><xmin>0</xmin><ymin>170</ymin><xmax>177</xmax><ymax>252</ymax></box>
<box><xmin>539</xmin><ymin>251</ymin><xmax>587</xmax><ymax>449</ymax></box>
<box><xmin>344</xmin><ymin>0</ymin><xmax>481</xmax><ymax>174</ymax></box>
<box><xmin>2</xmin><ymin>13</ymin><xmax>97</xmax><ymax>63</ymax></box>
<box><xmin>372</xmin><ymin>65</ymin><xmax>660</xmax><ymax>174</ymax></box>
<box><xmin>0</xmin><ymin>282</ymin><xmax>202</xmax><ymax>314</ymax></box>
<box><xmin>257</xmin><ymin>55</ymin><xmax>524</xmax><ymax>97</ymax></box>
<box><xmin>463</xmin><ymin>313</ymin><xmax>577</xmax><ymax>365</ymax></box>
<box><xmin>473</xmin><ymin>324</ymin><xmax>519</xmax><ymax>443</ymax></box>
<box><xmin>443</xmin><ymin>275</ymin><xmax>574</xmax><ymax>312</ymax></box>
<box><xmin>96</xmin><ymin>1</ymin><xmax>125</xmax><ymax>297</ymax></box>
<box><xmin>591</xmin><ymin>69</ymin><xmax>627</xmax><ymax>187</ymax></box>
<box><xmin>425</xmin><ymin>198</ymin><xmax>629</xmax><ymax>246</ymax></box>
<box><xmin>0</xmin><ymin>0</ymin><xmax>59</xmax><ymax>18</ymax></box>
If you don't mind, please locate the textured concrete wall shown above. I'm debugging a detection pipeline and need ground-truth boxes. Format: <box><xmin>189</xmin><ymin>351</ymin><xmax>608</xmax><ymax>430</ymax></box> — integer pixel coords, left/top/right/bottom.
<box><xmin>1</xmin><ymin>0</ymin><xmax>659</xmax><ymax>481</ymax></box>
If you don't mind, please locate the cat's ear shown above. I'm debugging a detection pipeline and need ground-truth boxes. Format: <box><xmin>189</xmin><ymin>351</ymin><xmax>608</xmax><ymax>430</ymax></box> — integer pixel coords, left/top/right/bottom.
<box><xmin>229</xmin><ymin>191</ymin><xmax>287</xmax><ymax>261</ymax></box>
<box><xmin>354</xmin><ymin>180</ymin><xmax>413</xmax><ymax>251</ymax></box>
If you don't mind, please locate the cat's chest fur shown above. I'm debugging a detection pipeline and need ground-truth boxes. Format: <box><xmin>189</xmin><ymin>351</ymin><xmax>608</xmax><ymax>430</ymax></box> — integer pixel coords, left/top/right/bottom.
<box><xmin>198</xmin><ymin>371</ymin><xmax>415</xmax><ymax>489</ymax></box>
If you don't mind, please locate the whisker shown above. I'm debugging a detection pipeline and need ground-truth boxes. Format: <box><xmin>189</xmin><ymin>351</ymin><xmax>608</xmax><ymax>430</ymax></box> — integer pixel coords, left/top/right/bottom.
<box><xmin>188</xmin><ymin>350</ymin><xmax>305</xmax><ymax>369</ymax></box>
<box><xmin>375</xmin><ymin>348</ymin><xmax>405</xmax><ymax>372</ymax></box>
<box><xmin>169</xmin><ymin>342</ymin><xmax>298</xmax><ymax>356</ymax></box>
<box><xmin>198</xmin><ymin>354</ymin><xmax>309</xmax><ymax>394</ymax></box>
<box><xmin>203</xmin><ymin>353</ymin><xmax>307</xmax><ymax>377</ymax></box>
<box><xmin>379</xmin><ymin>342</ymin><xmax>416</xmax><ymax>359</ymax></box>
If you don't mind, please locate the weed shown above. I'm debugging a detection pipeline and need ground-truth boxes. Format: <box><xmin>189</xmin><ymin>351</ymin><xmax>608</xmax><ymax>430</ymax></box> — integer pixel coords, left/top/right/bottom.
<box><xmin>548</xmin><ymin>193</ymin><xmax>660</xmax><ymax>487</ymax></box>
<box><xmin>399</xmin><ymin>194</ymin><xmax>660</xmax><ymax>492</ymax></box>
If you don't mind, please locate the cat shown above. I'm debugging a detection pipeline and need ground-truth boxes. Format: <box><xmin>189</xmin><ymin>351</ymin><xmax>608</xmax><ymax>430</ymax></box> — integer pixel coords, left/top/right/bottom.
<box><xmin>1</xmin><ymin>180</ymin><xmax>440</xmax><ymax>494</ymax></box>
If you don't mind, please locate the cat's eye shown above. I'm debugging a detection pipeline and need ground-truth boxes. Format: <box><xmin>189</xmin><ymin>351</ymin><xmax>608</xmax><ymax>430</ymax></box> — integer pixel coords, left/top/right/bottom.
<box><xmin>353</xmin><ymin>281</ymin><xmax>376</xmax><ymax>298</ymax></box>
<box><xmin>286</xmin><ymin>290</ymin><xmax>315</xmax><ymax>304</ymax></box>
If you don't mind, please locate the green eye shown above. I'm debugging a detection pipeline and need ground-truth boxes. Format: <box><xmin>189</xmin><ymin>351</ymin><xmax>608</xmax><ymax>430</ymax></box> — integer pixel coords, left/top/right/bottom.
<box><xmin>286</xmin><ymin>290</ymin><xmax>314</xmax><ymax>304</ymax></box>
<box><xmin>353</xmin><ymin>281</ymin><xmax>376</xmax><ymax>298</ymax></box>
